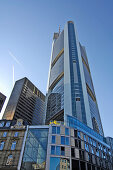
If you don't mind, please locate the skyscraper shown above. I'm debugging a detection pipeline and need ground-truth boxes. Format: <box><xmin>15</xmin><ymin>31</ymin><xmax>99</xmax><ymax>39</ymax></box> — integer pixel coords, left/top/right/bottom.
<box><xmin>45</xmin><ymin>21</ymin><xmax>104</xmax><ymax>136</ymax></box>
<box><xmin>3</xmin><ymin>77</ymin><xmax>45</xmax><ymax>125</ymax></box>
<box><xmin>0</xmin><ymin>92</ymin><xmax>6</xmax><ymax>113</ymax></box>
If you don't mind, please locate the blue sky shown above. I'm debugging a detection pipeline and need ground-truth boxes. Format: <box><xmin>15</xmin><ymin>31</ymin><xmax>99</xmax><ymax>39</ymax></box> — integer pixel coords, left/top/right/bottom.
<box><xmin>0</xmin><ymin>0</ymin><xmax>113</xmax><ymax>137</ymax></box>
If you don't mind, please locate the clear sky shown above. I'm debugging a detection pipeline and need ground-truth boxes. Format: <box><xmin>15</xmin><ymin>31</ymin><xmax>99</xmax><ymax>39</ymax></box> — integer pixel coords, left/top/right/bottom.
<box><xmin>0</xmin><ymin>0</ymin><xmax>113</xmax><ymax>137</ymax></box>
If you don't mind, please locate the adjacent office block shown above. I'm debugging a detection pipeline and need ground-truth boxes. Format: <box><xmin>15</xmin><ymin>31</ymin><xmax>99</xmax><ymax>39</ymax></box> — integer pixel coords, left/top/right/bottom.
<box><xmin>45</xmin><ymin>21</ymin><xmax>104</xmax><ymax>137</ymax></box>
<box><xmin>3</xmin><ymin>77</ymin><xmax>45</xmax><ymax>125</ymax></box>
<box><xmin>0</xmin><ymin>92</ymin><xmax>6</xmax><ymax>113</ymax></box>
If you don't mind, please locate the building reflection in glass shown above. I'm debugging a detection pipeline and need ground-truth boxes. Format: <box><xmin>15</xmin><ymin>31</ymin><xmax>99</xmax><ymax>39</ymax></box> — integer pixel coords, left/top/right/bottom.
<box><xmin>21</xmin><ymin>128</ymin><xmax>48</xmax><ymax>170</ymax></box>
<box><xmin>50</xmin><ymin>157</ymin><xmax>70</xmax><ymax>170</ymax></box>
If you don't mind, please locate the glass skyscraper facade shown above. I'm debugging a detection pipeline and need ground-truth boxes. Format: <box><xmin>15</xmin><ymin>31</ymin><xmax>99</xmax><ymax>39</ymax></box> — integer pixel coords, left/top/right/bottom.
<box><xmin>45</xmin><ymin>21</ymin><xmax>104</xmax><ymax>137</ymax></box>
<box><xmin>3</xmin><ymin>77</ymin><xmax>45</xmax><ymax>125</ymax></box>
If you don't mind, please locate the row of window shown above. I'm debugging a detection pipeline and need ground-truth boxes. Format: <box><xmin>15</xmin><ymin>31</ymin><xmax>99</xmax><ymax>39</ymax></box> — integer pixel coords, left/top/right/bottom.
<box><xmin>51</xmin><ymin>145</ymin><xmax>65</xmax><ymax>156</ymax></box>
<box><xmin>52</xmin><ymin>126</ymin><xmax>69</xmax><ymax>136</ymax></box>
<box><xmin>51</xmin><ymin>135</ymin><xmax>69</xmax><ymax>145</ymax></box>
<box><xmin>0</xmin><ymin>141</ymin><xmax>16</xmax><ymax>150</ymax></box>
<box><xmin>75</xmin><ymin>130</ymin><xmax>109</xmax><ymax>154</ymax></box>
<box><xmin>52</xmin><ymin>127</ymin><xmax>111</xmax><ymax>156</ymax></box>
<box><xmin>0</xmin><ymin>121</ymin><xmax>11</xmax><ymax>128</ymax></box>
<box><xmin>1</xmin><ymin>132</ymin><xmax>19</xmax><ymax>138</ymax></box>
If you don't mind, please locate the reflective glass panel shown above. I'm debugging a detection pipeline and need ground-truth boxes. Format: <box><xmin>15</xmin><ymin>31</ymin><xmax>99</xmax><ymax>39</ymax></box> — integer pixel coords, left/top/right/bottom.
<box><xmin>14</xmin><ymin>132</ymin><xmax>19</xmax><ymax>137</ymax></box>
<box><xmin>0</xmin><ymin>122</ymin><xmax>4</xmax><ymax>127</ymax></box>
<box><xmin>21</xmin><ymin>128</ymin><xmax>48</xmax><ymax>170</ymax></box>
<box><xmin>56</xmin><ymin>146</ymin><xmax>60</xmax><ymax>155</ymax></box>
<box><xmin>51</xmin><ymin>136</ymin><xmax>56</xmax><ymax>144</ymax></box>
<box><xmin>50</xmin><ymin>157</ymin><xmax>70</xmax><ymax>170</ymax></box>
<box><xmin>5</xmin><ymin>121</ymin><xmax>11</xmax><ymax>127</ymax></box>
<box><xmin>57</xmin><ymin>126</ymin><xmax>60</xmax><ymax>134</ymax></box>
<box><xmin>3</xmin><ymin>132</ymin><xmax>7</xmax><ymax>137</ymax></box>
<box><xmin>65</xmin><ymin>137</ymin><xmax>69</xmax><ymax>145</ymax></box>
<box><xmin>61</xmin><ymin>136</ymin><xmax>65</xmax><ymax>145</ymax></box>
<box><xmin>51</xmin><ymin>146</ymin><xmax>55</xmax><ymax>155</ymax></box>
<box><xmin>0</xmin><ymin>141</ymin><xmax>4</xmax><ymax>150</ymax></box>
<box><xmin>52</xmin><ymin>126</ymin><xmax>56</xmax><ymax>134</ymax></box>
<box><xmin>65</xmin><ymin>128</ymin><xmax>69</xmax><ymax>136</ymax></box>
<box><xmin>11</xmin><ymin>141</ymin><xmax>16</xmax><ymax>150</ymax></box>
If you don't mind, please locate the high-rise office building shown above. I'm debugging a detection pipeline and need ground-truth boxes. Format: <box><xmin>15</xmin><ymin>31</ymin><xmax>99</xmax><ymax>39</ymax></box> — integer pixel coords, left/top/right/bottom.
<box><xmin>0</xmin><ymin>92</ymin><xmax>6</xmax><ymax>113</ymax></box>
<box><xmin>3</xmin><ymin>77</ymin><xmax>45</xmax><ymax>125</ymax></box>
<box><xmin>45</xmin><ymin>21</ymin><xmax>104</xmax><ymax>137</ymax></box>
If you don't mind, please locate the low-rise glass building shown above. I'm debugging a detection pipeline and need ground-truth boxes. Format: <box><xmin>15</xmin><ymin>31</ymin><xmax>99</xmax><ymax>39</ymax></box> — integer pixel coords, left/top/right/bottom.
<box><xmin>19</xmin><ymin>123</ymin><xmax>112</xmax><ymax>170</ymax></box>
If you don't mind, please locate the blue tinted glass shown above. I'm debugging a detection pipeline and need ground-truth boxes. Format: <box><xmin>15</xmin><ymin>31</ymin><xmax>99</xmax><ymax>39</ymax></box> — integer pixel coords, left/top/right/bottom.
<box><xmin>65</xmin><ymin>128</ymin><xmax>69</xmax><ymax>136</ymax></box>
<box><xmin>65</xmin><ymin>137</ymin><xmax>69</xmax><ymax>145</ymax></box>
<box><xmin>61</xmin><ymin>136</ymin><xmax>65</xmax><ymax>145</ymax></box>
<box><xmin>57</xmin><ymin>127</ymin><xmax>60</xmax><ymax>134</ymax></box>
<box><xmin>78</xmin><ymin>131</ymin><xmax>81</xmax><ymax>139</ymax></box>
<box><xmin>21</xmin><ymin>128</ymin><xmax>48</xmax><ymax>169</ymax></box>
<box><xmin>56</xmin><ymin>146</ymin><xmax>60</xmax><ymax>155</ymax></box>
<box><xmin>84</xmin><ymin>135</ymin><xmax>86</xmax><ymax>141</ymax></box>
<box><xmin>0</xmin><ymin>122</ymin><xmax>4</xmax><ymax>127</ymax></box>
<box><xmin>3</xmin><ymin>132</ymin><xmax>7</xmax><ymax>137</ymax></box>
<box><xmin>52</xmin><ymin>136</ymin><xmax>56</xmax><ymax>144</ymax></box>
<box><xmin>11</xmin><ymin>141</ymin><xmax>16</xmax><ymax>150</ymax></box>
<box><xmin>85</xmin><ymin>143</ymin><xmax>89</xmax><ymax>152</ymax></box>
<box><xmin>50</xmin><ymin>157</ymin><xmax>60</xmax><ymax>170</ymax></box>
<box><xmin>51</xmin><ymin>146</ymin><xmax>55</xmax><ymax>155</ymax></box>
<box><xmin>5</xmin><ymin>121</ymin><xmax>10</xmax><ymax>127</ymax></box>
<box><xmin>0</xmin><ymin>141</ymin><xmax>4</xmax><ymax>150</ymax></box>
<box><xmin>52</xmin><ymin>126</ymin><xmax>56</xmax><ymax>134</ymax></box>
<box><xmin>14</xmin><ymin>132</ymin><xmax>19</xmax><ymax>137</ymax></box>
<box><xmin>91</xmin><ymin>147</ymin><xmax>94</xmax><ymax>154</ymax></box>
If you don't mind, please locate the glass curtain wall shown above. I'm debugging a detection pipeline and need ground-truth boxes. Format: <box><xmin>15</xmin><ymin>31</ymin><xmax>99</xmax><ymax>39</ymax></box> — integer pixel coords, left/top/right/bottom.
<box><xmin>21</xmin><ymin>128</ymin><xmax>48</xmax><ymax>170</ymax></box>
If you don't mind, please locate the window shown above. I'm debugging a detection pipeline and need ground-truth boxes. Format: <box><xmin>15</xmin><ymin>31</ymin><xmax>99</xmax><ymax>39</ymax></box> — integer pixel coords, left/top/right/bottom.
<box><xmin>61</xmin><ymin>146</ymin><xmax>65</xmax><ymax>156</ymax></box>
<box><xmin>79</xmin><ymin>140</ymin><xmax>81</xmax><ymax>149</ymax></box>
<box><xmin>79</xmin><ymin>150</ymin><xmax>84</xmax><ymax>160</ymax></box>
<box><xmin>61</xmin><ymin>136</ymin><xmax>69</xmax><ymax>145</ymax></box>
<box><xmin>91</xmin><ymin>146</ymin><xmax>94</xmax><ymax>154</ymax></box>
<box><xmin>74</xmin><ymin>130</ymin><xmax>77</xmax><ymax>137</ymax></box>
<box><xmin>52</xmin><ymin>126</ymin><xmax>56</xmax><ymax>134</ymax></box>
<box><xmin>84</xmin><ymin>134</ymin><xmax>86</xmax><ymax>141</ymax></box>
<box><xmin>85</xmin><ymin>143</ymin><xmax>89</xmax><ymax>152</ymax></box>
<box><xmin>14</xmin><ymin>132</ymin><xmax>19</xmax><ymax>137</ymax></box>
<box><xmin>78</xmin><ymin>131</ymin><xmax>81</xmax><ymax>139</ymax></box>
<box><xmin>93</xmin><ymin>140</ymin><xmax>96</xmax><ymax>147</ymax></box>
<box><xmin>51</xmin><ymin>136</ymin><xmax>56</xmax><ymax>144</ymax></box>
<box><xmin>0</xmin><ymin>121</ymin><xmax>4</xmax><ymax>127</ymax></box>
<box><xmin>6</xmin><ymin>155</ymin><xmax>13</xmax><ymax>165</ymax></box>
<box><xmin>61</xmin><ymin>136</ymin><xmax>65</xmax><ymax>145</ymax></box>
<box><xmin>11</xmin><ymin>141</ymin><xmax>16</xmax><ymax>150</ymax></box>
<box><xmin>75</xmin><ymin>139</ymin><xmax>78</xmax><ymax>147</ymax></box>
<box><xmin>56</xmin><ymin>146</ymin><xmax>60</xmax><ymax>155</ymax></box>
<box><xmin>0</xmin><ymin>141</ymin><xmax>4</xmax><ymax>150</ymax></box>
<box><xmin>57</xmin><ymin>127</ymin><xmax>60</xmax><ymax>134</ymax></box>
<box><xmin>65</xmin><ymin>137</ymin><xmax>69</xmax><ymax>145</ymax></box>
<box><xmin>71</xmin><ymin>148</ymin><xmax>75</xmax><ymax>157</ymax></box>
<box><xmin>5</xmin><ymin>121</ymin><xmax>10</xmax><ymax>127</ymax></box>
<box><xmin>3</xmin><ymin>132</ymin><xmax>7</xmax><ymax>137</ymax></box>
<box><xmin>96</xmin><ymin>149</ymin><xmax>99</xmax><ymax>157</ymax></box>
<box><xmin>65</xmin><ymin>128</ymin><xmax>69</xmax><ymax>136</ymax></box>
<box><xmin>52</xmin><ymin>126</ymin><xmax>60</xmax><ymax>134</ymax></box>
<box><xmin>103</xmin><ymin>146</ymin><xmax>106</xmax><ymax>153</ymax></box>
<box><xmin>76</xmin><ymin>97</ymin><xmax>80</xmax><ymax>101</ymax></box>
<box><xmin>51</xmin><ymin>146</ymin><xmax>55</xmax><ymax>155</ymax></box>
